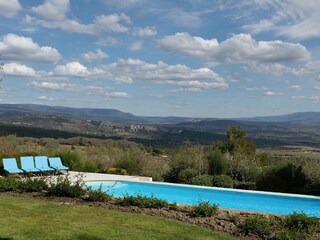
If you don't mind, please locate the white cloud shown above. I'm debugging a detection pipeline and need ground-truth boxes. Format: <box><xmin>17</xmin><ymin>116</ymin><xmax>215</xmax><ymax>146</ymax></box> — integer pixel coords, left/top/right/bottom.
<box><xmin>38</xmin><ymin>95</ymin><xmax>54</xmax><ymax>101</ymax></box>
<box><xmin>103</xmin><ymin>0</ymin><xmax>146</xmax><ymax>8</ymax></box>
<box><xmin>32</xmin><ymin>0</ymin><xmax>69</xmax><ymax>21</ymax></box>
<box><xmin>96</xmin><ymin>37</ymin><xmax>119</xmax><ymax>46</ymax></box>
<box><xmin>159</xmin><ymin>32</ymin><xmax>311</xmax><ymax>64</ymax></box>
<box><xmin>104</xmin><ymin>58</ymin><xmax>228</xmax><ymax>91</ymax></box>
<box><xmin>130</xmin><ymin>41</ymin><xmax>143</xmax><ymax>51</ymax></box>
<box><xmin>158</xmin><ymin>8</ymin><xmax>203</xmax><ymax>28</ymax></box>
<box><xmin>250</xmin><ymin>63</ymin><xmax>290</xmax><ymax>76</ymax></box>
<box><xmin>293</xmin><ymin>61</ymin><xmax>320</xmax><ymax>77</ymax></box>
<box><xmin>4</xmin><ymin>58</ymin><xmax>228</xmax><ymax>92</ymax></box>
<box><xmin>240</xmin><ymin>0</ymin><xmax>320</xmax><ymax>40</ymax></box>
<box><xmin>81</xmin><ymin>49</ymin><xmax>108</xmax><ymax>62</ymax></box>
<box><xmin>3</xmin><ymin>62</ymin><xmax>37</xmax><ymax>77</ymax></box>
<box><xmin>53</xmin><ymin>61</ymin><xmax>132</xmax><ymax>83</ymax></box>
<box><xmin>31</xmin><ymin>81</ymin><xmax>128</xmax><ymax>98</ymax></box>
<box><xmin>264</xmin><ymin>91</ymin><xmax>282</xmax><ymax>96</ymax></box>
<box><xmin>24</xmin><ymin>4</ymin><xmax>131</xmax><ymax>35</ymax></box>
<box><xmin>289</xmin><ymin>85</ymin><xmax>301</xmax><ymax>91</ymax></box>
<box><xmin>0</xmin><ymin>0</ymin><xmax>21</xmax><ymax>17</ymax></box>
<box><xmin>133</xmin><ymin>26</ymin><xmax>157</xmax><ymax>37</ymax></box>
<box><xmin>291</xmin><ymin>95</ymin><xmax>320</xmax><ymax>102</ymax></box>
<box><xmin>0</xmin><ymin>33</ymin><xmax>61</xmax><ymax>63</ymax></box>
<box><xmin>54</xmin><ymin>62</ymin><xmax>91</xmax><ymax>77</ymax></box>
<box><xmin>31</xmin><ymin>81</ymin><xmax>81</xmax><ymax>92</ymax></box>
<box><xmin>245</xmin><ymin>86</ymin><xmax>268</xmax><ymax>92</ymax></box>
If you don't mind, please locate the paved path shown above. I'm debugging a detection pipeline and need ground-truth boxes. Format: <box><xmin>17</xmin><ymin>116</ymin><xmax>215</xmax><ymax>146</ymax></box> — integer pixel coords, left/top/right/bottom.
<box><xmin>67</xmin><ymin>171</ymin><xmax>152</xmax><ymax>182</ymax></box>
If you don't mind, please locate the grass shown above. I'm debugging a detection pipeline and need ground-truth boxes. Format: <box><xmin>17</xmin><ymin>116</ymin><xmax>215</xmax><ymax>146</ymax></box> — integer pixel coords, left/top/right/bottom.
<box><xmin>0</xmin><ymin>195</ymin><xmax>236</xmax><ymax>240</ymax></box>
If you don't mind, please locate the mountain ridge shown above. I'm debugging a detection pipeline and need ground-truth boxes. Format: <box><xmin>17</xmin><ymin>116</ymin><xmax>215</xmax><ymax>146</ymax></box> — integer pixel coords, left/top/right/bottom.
<box><xmin>0</xmin><ymin>103</ymin><xmax>319</xmax><ymax>126</ymax></box>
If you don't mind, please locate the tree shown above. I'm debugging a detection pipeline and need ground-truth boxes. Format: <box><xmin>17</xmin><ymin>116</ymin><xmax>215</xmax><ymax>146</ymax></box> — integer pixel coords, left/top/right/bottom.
<box><xmin>226</xmin><ymin>126</ymin><xmax>256</xmax><ymax>156</ymax></box>
<box><xmin>214</xmin><ymin>126</ymin><xmax>260</xmax><ymax>181</ymax></box>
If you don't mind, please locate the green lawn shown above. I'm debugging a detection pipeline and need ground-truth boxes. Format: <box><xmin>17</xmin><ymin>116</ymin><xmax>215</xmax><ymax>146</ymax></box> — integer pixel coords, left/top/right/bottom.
<box><xmin>0</xmin><ymin>196</ymin><xmax>236</xmax><ymax>240</ymax></box>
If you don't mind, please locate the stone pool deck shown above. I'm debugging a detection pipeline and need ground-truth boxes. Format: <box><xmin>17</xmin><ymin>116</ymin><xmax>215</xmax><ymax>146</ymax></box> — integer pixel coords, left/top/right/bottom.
<box><xmin>67</xmin><ymin>171</ymin><xmax>152</xmax><ymax>182</ymax></box>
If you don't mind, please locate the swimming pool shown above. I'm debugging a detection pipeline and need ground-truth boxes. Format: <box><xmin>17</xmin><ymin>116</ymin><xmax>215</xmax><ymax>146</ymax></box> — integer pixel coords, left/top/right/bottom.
<box><xmin>86</xmin><ymin>180</ymin><xmax>320</xmax><ymax>217</ymax></box>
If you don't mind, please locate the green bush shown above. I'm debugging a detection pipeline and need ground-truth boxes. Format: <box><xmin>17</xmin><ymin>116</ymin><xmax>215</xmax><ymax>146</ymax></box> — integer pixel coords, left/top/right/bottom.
<box><xmin>212</xmin><ymin>175</ymin><xmax>234</xmax><ymax>188</ymax></box>
<box><xmin>118</xmin><ymin>152</ymin><xmax>141</xmax><ymax>175</ymax></box>
<box><xmin>0</xmin><ymin>177</ymin><xmax>22</xmax><ymax>192</ymax></box>
<box><xmin>241</xmin><ymin>215</ymin><xmax>272</xmax><ymax>237</ymax></box>
<box><xmin>277</xmin><ymin>229</ymin><xmax>305</xmax><ymax>240</ymax></box>
<box><xmin>115</xmin><ymin>194</ymin><xmax>169</xmax><ymax>209</ymax></box>
<box><xmin>80</xmin><ymin>160</ymin><xmax>98</xmax><ymax>172</ymax></box>
<box><xmin>20</xmin><ymin>177</ymin><xmax>48</xmax><ymax>192</ymax></box>
<box><xmin>207</xmin><ymin>150</ymin><xmax>228</xmax><ymax>175</ymax></box>
<box><xmin>234</xmin><ymin>181</ymin><xmax>256</xmax><ymax>190</ymax></box>
<box><xmin>47</xmin><ymin>175</ymin><xmax>86</xmax><ymax>198</ymax></box>
<box><xmin>190</xmin><ymin>175</ymin><xmax>213</xmax><ymax>186</ymax></box>
<box><xmin>192</xmin><ymin>201</ymin><xmax>219</xmax><ymax>217</ymax></box>
<box><xmin>257</xmin><ymin>163</ymin><xmax>307</xmax><ymax>193</ymax></box>
<box><xmin>83</xmin><ymin>187</ymin><xmax>111</xmax><ymax>202</ymax></box>
<box><xmin>54</xmin><ymin>150</ymin><xmax>83</xmax><ymax>171</ymax></box>
<box><xmin>283</xmin><ymin>212</ymin><xmax>320</xmax><ymax>234</ymax></box>
<box><xmin>100</xmin><ymin>167</ymin><xmax>128</xmax><ymax>175</ymax></box>
<box><xmin>177</xmin><ymin>168</ymin><xmax>198</xmax><ymax>184</ymax></box>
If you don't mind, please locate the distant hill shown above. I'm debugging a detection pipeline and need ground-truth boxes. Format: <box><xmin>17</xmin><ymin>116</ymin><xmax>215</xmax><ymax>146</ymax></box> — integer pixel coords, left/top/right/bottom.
<box><xmin>238</xmin><ymin>112</ymin><xmax>320</xmax><ymax>126</ymax></box>
<box><xmin>0</xmin><ymin>104</ymin><xmax>319</xmax><ymax>148</ymax></box>
<box><xmin>0</xmin><ymin>104</ymin><xmax>319</xmax><ymax>126</ymax></box>
<box><xmin>0</xmin><ymin>104</ymin><xmax>138</xmax><ymax>123</ymax></box>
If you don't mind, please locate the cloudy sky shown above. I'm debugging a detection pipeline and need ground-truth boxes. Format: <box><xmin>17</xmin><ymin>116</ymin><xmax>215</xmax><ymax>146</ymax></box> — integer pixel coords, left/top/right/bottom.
<box><xmin>0</xmin><ymin>0</ymin><xmax>319</xmax><ymax>118</ymax></box>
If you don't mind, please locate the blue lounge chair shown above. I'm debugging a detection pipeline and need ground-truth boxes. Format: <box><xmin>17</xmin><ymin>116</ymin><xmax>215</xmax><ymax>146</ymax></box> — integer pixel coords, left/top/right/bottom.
<box><xmin>48</xmin><ymin>157</ymin><xmax>69</xmax><ymax>171</ymax></box>
<box><xmin>2</xmin><ymin>158</ymin><xmax>24</xmax><ymax>174</ymax></box>
<box><xmin>20</xmin><ymin>156</ymin><xmax>40</xmax><ymax>173</ymax></box>
<box><xmin>34</xmin><ymin>156</ymin><xmax>54</xmax><ymax>172</ymax></box>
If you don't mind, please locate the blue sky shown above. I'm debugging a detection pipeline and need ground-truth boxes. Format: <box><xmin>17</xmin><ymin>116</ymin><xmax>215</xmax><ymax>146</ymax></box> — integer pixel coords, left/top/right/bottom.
<box><xmin>0</xmin><ymin>0</ymin><xmax>319</xmax><ymax>118</ymax></box>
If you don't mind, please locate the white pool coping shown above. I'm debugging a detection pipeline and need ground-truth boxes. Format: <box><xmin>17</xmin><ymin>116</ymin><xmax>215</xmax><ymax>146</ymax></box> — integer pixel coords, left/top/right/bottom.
<box><xmin>67</xmin><ymin>171</ymin><xmax>152</xmax><ymax>182</ymax></box>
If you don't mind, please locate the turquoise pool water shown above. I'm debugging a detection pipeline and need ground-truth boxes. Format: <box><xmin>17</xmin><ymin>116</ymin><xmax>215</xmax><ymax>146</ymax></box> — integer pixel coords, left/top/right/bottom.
<box><xmin>86</xmin><ymin>180</ymin><xmax>320</xmax><ymax>217</ymax></box>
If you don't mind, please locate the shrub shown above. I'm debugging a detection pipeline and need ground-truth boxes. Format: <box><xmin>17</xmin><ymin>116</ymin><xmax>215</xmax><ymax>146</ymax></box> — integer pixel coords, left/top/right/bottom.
<box><xmin>192</xmin><ymin>201</ymin><xmax>219</xmax><ymax>217</ymax></box>
<box><xmin>283</xmin><ymin>212</ymin><xmax>320</xmax><ymax>234</ymax></box>
<box><xmin>277</xmin><ymin>229</ymin><xmax>305</xmax><ymax>240</ymax></box>
<box><xmin>20</xmin><ymin>177</ymin><xmax>48</xmax><ymax>192</ymax></box>
<box><xmin>241</xmin><ymin>215</ymin><xmax>272</xmax><ymax>237</ymax></box>
<box><xmin>0</xmin><ymin>177</ymin><xmax>22</xmax><ymax>192</ymax></box>
<box><xmin>207</xmin><ymin>150</ymin><xmax>228</xmax><ymax>175</ymax></box>
<box><xmin>47</xmin><ymin>175</ymin><xmax>86</xmax><ymax>198</ymax></box>
<box><xmin>100</xmin><ymin>167</ymin><xmax>128</xmax><ymax>175</ymax></box>
<box><xmin>117</xmin><ymin>152</ymin><xmax>141</xmax><ymax>175</ymax></box>
<box><xmin>190</xmin><ymin>175</ymin><xmax>213</xmax><ymax>186</ymax></box>
<box><xmin>80</xmin><ymin>160</ymin><xmax>98</xmax><ymax>172</ymax></box>
<box><xmin>234</xmin><ymin>181</ymin><xmax>256</xmax><ymax>190</ymax></box>
<box><xmin>177</xmin><ymin>168</ymin><xmax>198</xmax><ymax>184</ymax></box>
<box><xmin>212</xmin><ymin>175</ymin><xmax>234</xmax><ymax>188</ymax></box>
<box><xmin>257</xmin><ymin>163</ymin><xmax>307</xmax><ymax>193</ymax></box>
<box><xmin>54</xmin><ymin>150</ymin><xmax>83</xmax><ymax>171</ymax></box>
<box><xmin>115</xmin><ymin>194</ymin><xmax>169</xmax><ymax>209</ymax></box>
<box><xmin>83</xmin><ymin>187</ymin><xmax>111</xmax><ymax>202</ymax></box>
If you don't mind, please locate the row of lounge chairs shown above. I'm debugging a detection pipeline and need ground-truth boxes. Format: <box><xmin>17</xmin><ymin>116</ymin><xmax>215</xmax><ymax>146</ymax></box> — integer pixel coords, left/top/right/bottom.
<box><xmin>2</xmin><ymin>156</ymin><xmax>69</xmax><ymax>174</ymax></box>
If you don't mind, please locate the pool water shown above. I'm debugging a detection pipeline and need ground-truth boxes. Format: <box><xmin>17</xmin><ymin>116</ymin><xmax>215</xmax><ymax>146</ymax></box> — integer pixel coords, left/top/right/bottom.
<box><xmin>86</xmin><ymin>180</ymin><xmax>320</xmax><ymax>217</ymax></box>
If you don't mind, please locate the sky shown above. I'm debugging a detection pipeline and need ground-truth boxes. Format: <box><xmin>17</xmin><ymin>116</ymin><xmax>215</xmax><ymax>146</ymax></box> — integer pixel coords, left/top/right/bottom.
<box><xmin>0</xmin><ymin>0</ymin><xmax>320</xmax><ymax>118</ymax></box>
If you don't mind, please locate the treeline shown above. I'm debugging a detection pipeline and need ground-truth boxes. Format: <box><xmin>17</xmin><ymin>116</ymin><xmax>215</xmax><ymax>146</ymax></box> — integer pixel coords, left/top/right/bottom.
<box><xmin>0</xmin><ymin>126</ymin><xmax>319</xmax><ymax>195</ymax></box>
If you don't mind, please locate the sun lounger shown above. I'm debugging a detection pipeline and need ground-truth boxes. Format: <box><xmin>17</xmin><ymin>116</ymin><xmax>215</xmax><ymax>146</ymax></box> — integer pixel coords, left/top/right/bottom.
<box><xmin>2</xmin><ymin>158</ymin><xmax>24</xmax><ymax>174</ymax></box>
<box><xmin>20</xmin><ymin>156</ymin><xmax>40</xmax><ymax>173</ymax></box>
<box><xmin>34</xmin><ymin>156</ymin><xmax>54</xmax><ymax>172</ymax></box>
<box><xmin>48</xmin><ymin>157</ymin><xmax>69</xmax><ymax>171</ymax></box>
